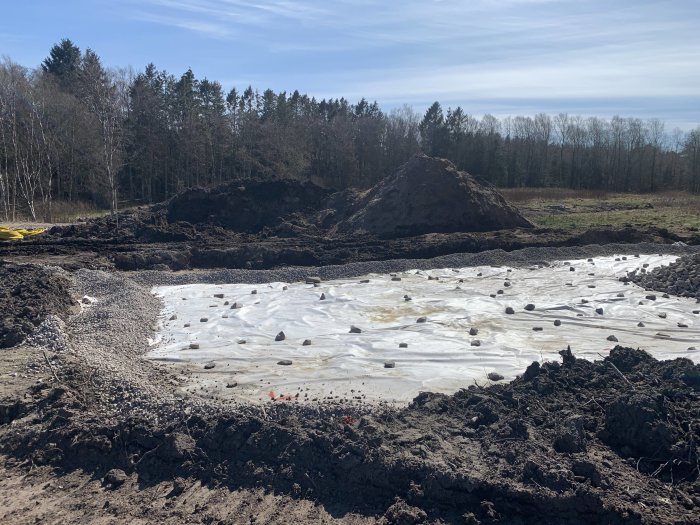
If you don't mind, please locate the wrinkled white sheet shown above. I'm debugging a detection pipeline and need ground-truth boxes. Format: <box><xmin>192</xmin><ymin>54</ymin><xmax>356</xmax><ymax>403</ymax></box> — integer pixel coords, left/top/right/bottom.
<box><xmin>148</xmin><ymin>255</ymin><xmax>700</xmax><ymax>403</ymax></box>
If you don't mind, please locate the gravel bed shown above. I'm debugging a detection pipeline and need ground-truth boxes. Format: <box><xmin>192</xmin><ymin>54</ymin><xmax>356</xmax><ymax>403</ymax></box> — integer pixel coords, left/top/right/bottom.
<box><xmin>131</xmin><ymin>242</ymin><xmax>700</xmax><ymax>287</ymax></box>
<box><xmin>629</xmin><ymin>252</ymin><xmax>700</xmax><ymax>300</ymax></box>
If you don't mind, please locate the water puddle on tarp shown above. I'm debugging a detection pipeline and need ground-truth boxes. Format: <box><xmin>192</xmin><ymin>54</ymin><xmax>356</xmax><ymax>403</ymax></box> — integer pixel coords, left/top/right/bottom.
<box><xmin>147</xmin><ymin>254</ymin><xmax>700</xmax><ymax>404</ymax></box>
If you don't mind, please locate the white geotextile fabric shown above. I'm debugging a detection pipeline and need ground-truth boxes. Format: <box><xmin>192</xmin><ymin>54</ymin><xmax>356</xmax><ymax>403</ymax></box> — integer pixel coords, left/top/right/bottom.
<box><xmin>148</xmin><ymin>255</ymin><xmax>700</xmax><ymax>403</ymax></box>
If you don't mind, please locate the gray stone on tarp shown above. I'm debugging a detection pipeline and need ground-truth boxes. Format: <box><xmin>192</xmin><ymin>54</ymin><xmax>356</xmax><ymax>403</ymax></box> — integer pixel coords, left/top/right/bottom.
<box><xmin>637</xmin><ymin>322</ymin><xmax>645</xmax><ymax>327</ymax></box>
<box><xmin>384</xmin><ymin>361</ymin><xmax>395</xmax><ymax>368</ymax></box>
<box><xmin>237</xmin><ymin>339</ymin><xmax>246</xmax><ymax>344</ymax></box>
<box><xmin>224</xmin><ymin>301</ymin><xmax>230</xmax><ymax>305</ymax></box>
<box><xmin>553</xmin><ymin>320</ymin><xmax>562</xmax><ymax>326</ymax></box>
<box><xmin>646</xmin><ymin>294</ymin><xmax>657</xmax><ymax>301</ymax></box>
<box><xmin>662</xmin><ymin>293</ymin><xmax>670</xmax><ymax>298</ymax></box>
<box><xmin>399</xmin><ymin>342</ymin><xmax>408</xmax><ymax>348</ymax></box>
<box><xmin>302</xmin><ymin>339</ymin><xmax>312</xmax><ymax>346</ymax></box>
<box><xmin>275</xmin><ymin>331</ymin><xmax>286</xmax><ymax>341</ymax></box>
<box><xmin>320</xmin><ymin>293</ymin><xmax>326</xmax><ymax>300</ymax></box>
<box><xmin>469</xmin><ymin>327</ymin><xmax>478</xmax><ymax>336</ymax></box>
<box><xmin>607</xmin><ymin>335</ymin><xmax>618</xmax><ymax>342</ymax></box>
<box><xmin>391</xmin><ymin>277</ymin><xmax>402</xmax><ymax>281</ymax></box>
<box><xmin>204</xmin><ymin>363</ymin><xmax>215</xmax><ymax>369</ymax></box>
<box><xmin>306</xmin><ymin>276</ymin><xmax>322</xmax><ymax>284</ymax></box>
<box><xmin>487</xmin><ymin>372</ymin><xmax>504</xmax><ymax>381</ymax></box>
<box><xmin>596</xmin><ymin>308</ymin><xmax>604</xmax><ymax>315</ymax></box>
<box><xmin>169</xmin><ymin>314</ymin><xmax>177</xmax><ymax>321</ymax></box>
<box><xmin>183</xmin><ymin>323</ymin><xmax>190</xmax><ymax>328</ymax></box>
<box><xmin>416</xmin><ymin>316</ymin><xmax>427</xmax><ymax>323</ymax></box>
<box><xmin>213</xmin><ymin>293</ymin><xmax>224</xmax><ymax>299</ymax></box>
<box><xmin>277</xmin><ymin>360</ymin><xmax>293</xmax><ymax>366</ymax></box>
<box><xmin>200</xmin><ymin>317</ymin><xmax>208</xmax><ymax>323</ymax></box>
<box><xmin>230</xmin><ymin>302</ymin><xmax>239</xmax><ymax>309</ymax></box>
<box><xmin>524</xmin><ymin>303</ymin><xmax>535</xmax><ymax>311</ymax></box>
<box><xmin>470</xmin><ymin>340</ymin><xmax>481</xmax><ymax>346</ymax></box>
<box><xmin>349</xmin><ymin>325</ymin><xmax>362</xmax><ymax>334</ymax></box>
<box><xmin>504</xmin><ymin>282</ymin><xmax>511</xmax><ymax>287</ymax></box>
<box><xmin>251</xmin><ymin>289</ymin><xmax>257</xmax><ymax>295</ymax></box>
<box><xmin>678</xmin><ymin>322</ymin><xmax>688</xmax><ymax>328</ymax></box>
<box><xmin>189</xmin><ymin>343</ymin><xmax>199</xmax><ymax>349</ymax></box>
<box><xmin>569</xmin><ymin>266</ymin><xmax>575</xmax><ymax>272</ymax></box>
<box><xmin>616</xmin><ymin>293</ymin><xmax>624</xmax><ymax>298</ymax></box>
<box><xmin>226</xmin><ymin>382</ymin><xmax>238</xmax><ymax>388</ymax></box>
<box><xmin>497</xmin><ymin>290</ymin><xmax>504</xmax><ymax>294</ymax></box>
<box><xmin>658</xmin><ymin>313</ymin><xmax>667</xmax><ymax>319</ymax></box>
<box><xmin>532</xmin><ymin>327</ymin><xmax>543</xmax><ymax>331</ymax></box>
<box><xmin>505</xmin><ymin>307</ymin><xmax>515</xmax><ymax>315</ymax></box>
<box><xmin>588</xmin><ymin>285</ymin><xmax>596</xmax><ymax>288</ymax></box>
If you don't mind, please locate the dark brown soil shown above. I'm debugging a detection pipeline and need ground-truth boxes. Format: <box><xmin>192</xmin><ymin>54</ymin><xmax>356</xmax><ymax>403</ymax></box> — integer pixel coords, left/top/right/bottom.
<box><xmin>0</xmin><ymin>262</ymin><xmax>77</xmax><ymax>348</ymax></box>
<box><xmin>2</xmin><ymin>346</ymin><xmax>698</xmax><ymax>524</ymax></box>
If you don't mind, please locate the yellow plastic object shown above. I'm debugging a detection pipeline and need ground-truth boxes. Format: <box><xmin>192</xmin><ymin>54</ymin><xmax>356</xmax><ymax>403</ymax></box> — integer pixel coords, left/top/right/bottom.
<box><xmin>0</xmin><ymin>229</ymin><xmax>23</xmax><ymax>240</ymax></box>
<box><xmin>0</xmin><ymin>226</ymin><xmax>46</xmax><ymax>240</ymax></box>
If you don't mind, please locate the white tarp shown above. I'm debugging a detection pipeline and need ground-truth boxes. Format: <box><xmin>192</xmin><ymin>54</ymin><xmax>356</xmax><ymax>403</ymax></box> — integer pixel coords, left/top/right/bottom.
<box><xmin>148</xmin><ymin>254</ymin><xmax>700</xmax><ymax>404</ymax></box>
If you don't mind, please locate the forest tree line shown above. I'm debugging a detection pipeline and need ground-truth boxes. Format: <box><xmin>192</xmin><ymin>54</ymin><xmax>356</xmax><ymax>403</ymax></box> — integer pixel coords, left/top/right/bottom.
<box><xmin>1</xmin><ymin>39</ymin><xmax>700</xmax><ymax>221</ymax></box>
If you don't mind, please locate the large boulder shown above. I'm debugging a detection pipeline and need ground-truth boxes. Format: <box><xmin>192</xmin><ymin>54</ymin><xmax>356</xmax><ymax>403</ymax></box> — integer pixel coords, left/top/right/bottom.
<box><xmin>334</xmin><ymin>155</ymin><xmax>532</xmax><ymax>237</ymax></box>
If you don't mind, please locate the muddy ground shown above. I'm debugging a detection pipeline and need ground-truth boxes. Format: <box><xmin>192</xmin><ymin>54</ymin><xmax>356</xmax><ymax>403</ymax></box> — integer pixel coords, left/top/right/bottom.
<box><xmin>0</xmin><ymin>254</ymin><xmax>698</xmax><ymax>524</ymax></box>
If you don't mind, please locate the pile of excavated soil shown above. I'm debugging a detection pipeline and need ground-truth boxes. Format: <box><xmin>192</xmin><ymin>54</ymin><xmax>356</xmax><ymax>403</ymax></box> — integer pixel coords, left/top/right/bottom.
<box><xmin>334</xmin><ymin>155</ymin><xmax>533</xmax><ymax>237</ymax></box>
<box><xmin>0</xmin><ymin>262</ymin><xmax>77</xmax><ymax>348</ymax></box>
<box><xmin>3</xmin><ymin>346</ymin><xmax>698</xmax><ymax>524</ymax></box>
<box><xmin>628</xmin><ymin>253</ymin><xmax>700</xmax><ymax>300</ymax></box>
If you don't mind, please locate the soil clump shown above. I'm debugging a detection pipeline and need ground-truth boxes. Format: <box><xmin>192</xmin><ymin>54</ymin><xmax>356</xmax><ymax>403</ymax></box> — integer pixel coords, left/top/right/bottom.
<box><xmin>0</xmin><ymin>262</ymin><xmax>77</xmax><ymax>348</ymax></box>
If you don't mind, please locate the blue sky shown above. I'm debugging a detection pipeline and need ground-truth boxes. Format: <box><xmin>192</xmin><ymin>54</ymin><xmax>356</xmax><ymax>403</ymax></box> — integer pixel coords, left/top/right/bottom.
<box><xmin>2</xmin><ymin>0</ymin><xmax>699</xmax><ymax>129</ymax></box>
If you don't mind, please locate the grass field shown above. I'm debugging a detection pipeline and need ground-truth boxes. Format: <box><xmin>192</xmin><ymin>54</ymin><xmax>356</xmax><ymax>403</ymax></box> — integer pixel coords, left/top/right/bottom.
<box><xmin>501</xmin><ymin>188</ymin><xmax>700</xmax><ymax>233</ymax></box>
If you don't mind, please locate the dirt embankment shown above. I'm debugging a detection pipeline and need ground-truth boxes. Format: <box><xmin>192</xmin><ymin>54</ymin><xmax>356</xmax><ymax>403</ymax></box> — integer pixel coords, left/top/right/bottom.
<box><xmin>2</xmin><ymin>342</ymin><xmax>698</xmax><ymax>524</ymax></box>
<box><xmin>0</xmin><ymin>262</ymin><xmax>77</xmax><ymax>348</ymax></box>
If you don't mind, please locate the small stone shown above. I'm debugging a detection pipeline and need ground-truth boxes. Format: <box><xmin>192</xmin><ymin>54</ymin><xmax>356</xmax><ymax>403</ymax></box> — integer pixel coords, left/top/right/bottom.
<box><xmin>391</xmin><ymin>277</ymin><xmax>401</xmax><ymax>281</ymax></box>
<box><xmin>642</xmin><ymin>263</ymin><xmax>649</xmax><ymax>268</ymax></box>
<box><xmin>384</xmin><ymin>361</ymin><xmax>396</xmax><ymax>369</ymax></box>
<box><xmin>688</xmin><ymin>347</ymin><xmax>697</xmax><ymax>351</ymax></box>
<box><xmin>183</xmin><ymin>323</ymin><xmax>190</xmax><ymax>328</ymax></box>
<box><xmin>224</xmin><ymin>301</ymin><xmax>230</xmax><ymax>305</ymax></box>
<box><xmin>226</xmin><ymin>382</ymin><xmax>237</xmax><ymax>388</ymax></box>
<box><xmin>490</xmin><ymin>294</ymin><xmax>496</xmax><ymax>298</ymax></box>
<box><xmin>477</xmin><ymin>272</ymin><xmax>483</xmax><ymax>277</ymax></box>
<box><xmin>204</xmin><ymin>363</ymin><xmax>215</xmax><ymax>369</ymax></box>
<box><xmin>504</xmin><ymin>282</ymin><xmax>511</xmax><ymax>287</ymax></box>
<box><xmin>622</xmin><ymin>256</ymin><xmax>627</xmax><ymax>260</ymax></box>
<box><xmin>230</xmin><ymin>302</ymin><xmax>239</xmax><ymax>309</ymax></box>
<box><xmin>606</xmin><ymin>335</ymin><xmax>618</xmax><ymax>342</ymax></box>
<box><xmin>662</xmin><ymin>293</ymin><xmax>670</xmax><ymax>299</ymax></box>
<box><xmin>214</xmin><ymin>293</ymin><xmax>224</xmax><ymax>299</ymax></box>
<box><xmin>678</xmin><ymin>323</ymin><xmax>688</xmax><ymax>328</ymax></box>
<box><xmin>277</xmin><ymin>360</ymin><xmax>293</xmax><ymax>366</ymax></box>
<box><xmin>200</xmin><ymin>318</ymin><xmax>208</xmax><ymax>323</ymax></box>
<box><xmin>693</xmin><ymin>310</ymin><xmax>700</xmax><ymax>314</ymax></box>
<box><xmin>349</xmin><ymin>326</ymin><xmax>362</xmax><ymax>334</ymax></box>
<box><xmin>505</xmin><ymin>307</ymin><xmax>515</xmax><ymax>315</ymax></box>
<box><xmin>581</xmin><ymin>299</ymin><xmax>589</xmax><ymax>304</ymax></box>
<box><xmin>637</xmin><ymin>322</ymin><xmax>645</xmax><ymax>327</ymax></box>
<box><xmin>554</xmin><ymin>320</ymin><xmax>561</xmax><ymax>326</ymax></box>
<box><xmin>569</xmin><ymin>267</ymin><xmax>575</xmax><ymax>272</ymax></box>
<box><xmin>302</xmin><ymin>339</ymin><xmax>312</xmax><ymax>346</ymax></box>
<box><xmin>169</xmin><ymin>314</ymin><xmax>177</xmax><ymax>321</ymax></box>
<box><xmin>532</xmin><ymin>327</ymin><xmax>543</xmax><ymax>331</ymax></box>
<box><xmin>416</xmin><ymin>317</ymin><xmax>427</xmax><ymax>323</ymax></box>
<box><xmin>360</xmin><ymin>279</ymin><xmax>370</xmax><ymax>283</ymax></box>
<box><xmin>588</xmin><ymin>285</ymin><xmax>596</xmax><ymax>289</ymax></box>
<box><xmin>487</xmin><ymin>372</ymin><xmax>504</xmax><ymax>381</ymax></box>
<box><xmin>237</xmin><ymin>339</ymin><xmax>246</xmax><ymax>344</ymax></box>
<box><xmin>656</xmin><ymin>333</ymin><xmax>670</xmax><ymax>338</ymax></box>
<box><xmin>658</xmin><ymin>313</ymin><xmax>667</xmax><ymax>319</ymax></box>
<box><xmin>596</xmin><ymin>308</ymin><xmax>604</xmax><ymax>315</ymax></box>
<box><xmin>469</xmin><ymin>328</ymin><xmax>478</xmax><ymax>336</ymax></box>
<box><xmin>587</xmin><ymin>258</ymin><xmax>593</xmax><ymax>262</ymax></box>
<box><xmin>306</xmin><ymin>276</ymin><xmax>322</xmax><ymax>284</ymax></box>
<box><xmin>524</xmin><ymin>304</ymin><xmax>535</xmax><ymax>311</ymax></box>
<box><xmin>189</xmin><ymin>343</ymin><xmax>199</xmax><ymax>349</ymax></box>
<box><xmin>404</xmin><ymin>296</ymin><xmax>412</xmax><ymax>302</ymax></box>
<box><xmin>320</xmin><ymin>293</ymin><xmax>326</xmax><ymax>300</ymax></box>
<box><xmin>399</xmin><ymin>343</ymin><xmax>408</xmax><ymax>348</ymax></box>
<box><xmin>616</xmin><ymin>293</ymin><xmax>624</xmax><ymax>298</ymax></box>
<box><xmin>497</xmin><ymin>290</ymin><xmax>504</xmax><ymax>295</ymax></box>
<box><xmin>251</xmin><ymin>290</ymin><xmax>257</xmax><ymax>295</ymax></box>
<box><xmin>275</xmin><ymin>331</ymin><xmax>286</xmax><ymax>341</ymax></box>
<box><xmin>283</xmin><ymin>286</ymin><xmax>288</xmax><ymax>290</ymax></box>
<box><xmin>470</xmin><ymin>340</ymin><xmax>481</xmax><ymax>346</ymax></box>
<box><xmin>646</xmin><ymin>294</ymin><xmax>657</xmax><ymax>301</ymax></box>
<box><xmin>104</xmin><ymin>469</ymin><xmax>127</xmax><ymax>487</ymax></box>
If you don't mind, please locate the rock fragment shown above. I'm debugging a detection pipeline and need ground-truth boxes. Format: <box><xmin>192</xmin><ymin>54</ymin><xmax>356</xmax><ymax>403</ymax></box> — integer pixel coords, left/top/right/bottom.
<box><xmin>487</xmin><ymin>372</ymin><xmax>504</xmax><ymax>381</ymax></box>
<box><xmin>275</xmin><ymin>331</ymin><xmax>286</xmax><ymax>341</ymax></box>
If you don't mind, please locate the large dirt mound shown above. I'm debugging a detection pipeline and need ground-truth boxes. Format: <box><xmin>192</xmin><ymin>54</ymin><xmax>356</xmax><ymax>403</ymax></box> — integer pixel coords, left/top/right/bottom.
<box><xmin>165</xmin><ymin>178</ymin><xmax>332</xmax><ymax>232</ymax></box>
<box><xmin>0</xmin><ymin>262</ymin><xmax>77</xmax><ymax>348</ymax></box>
<box><xmin>334</xmin><ymin>154</ymin><xmax>533</xmax><ymax>237</ymax></box>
